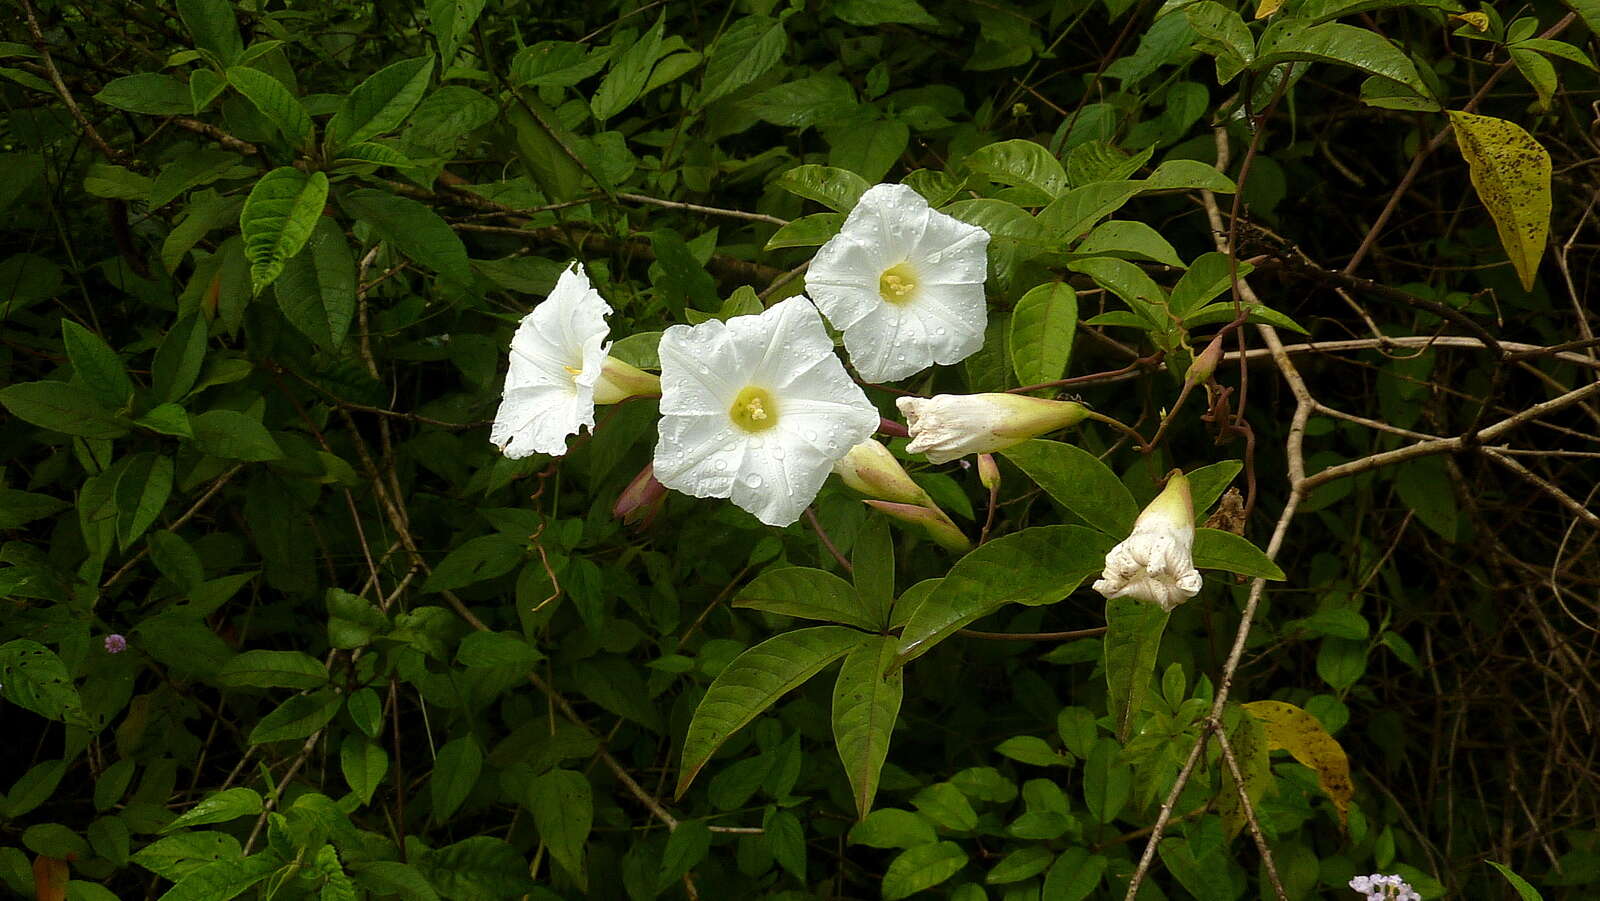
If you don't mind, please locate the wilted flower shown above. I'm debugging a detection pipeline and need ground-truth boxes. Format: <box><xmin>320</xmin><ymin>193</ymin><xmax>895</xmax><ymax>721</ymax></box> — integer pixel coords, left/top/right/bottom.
<box><xmin>653</xmin><ymin>298</ymin><xmax>879</xmax><ymax>527</ymax></box>
<box><xmin>806</xmin><ymin>183</ymin><xmax>990</xmax><ymax>382</ymax></box>
<box><xmin>1349</xmin><ymin>874</ymin><xmax>1421</xmax><ymax>901</ymax></box>
<box><xmin>490</xmin><ymin>262</ymin><xmax>613</xmax><ymax>459</ymax></box>
<box><xmin>896</xmin><ymin>393</ymin><xmax>1091</xmax><ymax>464</ymax></box>
<box><xmin>1093</xmin><ymin>470</ymin><xmax>1203</xmax><ymax>611</ymax></box>
<box><xmin>104</xmin><ymin>634</ymin><xmax>127</xmax><ymax>654</ymax></box>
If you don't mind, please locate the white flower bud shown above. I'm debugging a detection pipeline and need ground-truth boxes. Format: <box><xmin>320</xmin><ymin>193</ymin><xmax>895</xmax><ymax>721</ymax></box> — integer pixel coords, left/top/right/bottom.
<box><xmin>896</xmin><ymin>393</ymin><xmax>1090</xmax><ymax>464</ymax></box>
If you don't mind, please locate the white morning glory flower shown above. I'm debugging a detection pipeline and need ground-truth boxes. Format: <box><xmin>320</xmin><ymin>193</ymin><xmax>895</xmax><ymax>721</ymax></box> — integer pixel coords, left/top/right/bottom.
<box><xmin>490</xmin><ymin>262</ymin><xmax>611</xmax><ymax>459</ymax></box>
<box><xmin>897</xmin><ymin>393</ymin><xmax>1090</xmax><ymax>464</ymax></box>
<box><xmin>1093</xmin><ymin>470</ymin><xmax>1204</xmax><ymax>612</ymax></box>
<box><xmin>805</xmin><ymin>183</ymin><xmax>990</xmax><ymax>382</ymax></box>
<box><xmin>653</xmin><ymin>297</ymin><xmax>880</xmax><ymax>527</ymax></box>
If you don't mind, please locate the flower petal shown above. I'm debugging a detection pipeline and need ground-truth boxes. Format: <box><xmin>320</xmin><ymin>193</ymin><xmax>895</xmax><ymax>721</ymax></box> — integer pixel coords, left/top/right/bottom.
<box><xmin>492</xmin><ymin>262</ymin><xmax>611</xmax><ymax>458</ymax></box>
<box><xmin>654</xmin><ymin>298</ymin><xmax>878</xmax><ymax>527</ymax></box>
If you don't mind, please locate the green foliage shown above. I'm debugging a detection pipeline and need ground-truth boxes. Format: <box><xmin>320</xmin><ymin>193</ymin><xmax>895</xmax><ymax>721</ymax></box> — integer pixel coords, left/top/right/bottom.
<box><xmin>3</xmin><ymin>0</ymin><xmax>1595</xmax><ymax>898</ymax></box>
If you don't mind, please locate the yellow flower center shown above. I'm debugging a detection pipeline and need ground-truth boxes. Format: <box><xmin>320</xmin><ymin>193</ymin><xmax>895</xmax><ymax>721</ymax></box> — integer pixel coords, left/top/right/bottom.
<box><xmin>563</xmin><ymin>364</ymin><xmax>583</xmax><ymax>376</ymax></box>
<box><xmin>878</xmin><ymin>262</ymin><xmax>919</xmax><ymax>305</ymax></box>
<box><xmin>730</xmin><ymin>385</ymin><xmax>779</xmax><ymax>433</ymax></box>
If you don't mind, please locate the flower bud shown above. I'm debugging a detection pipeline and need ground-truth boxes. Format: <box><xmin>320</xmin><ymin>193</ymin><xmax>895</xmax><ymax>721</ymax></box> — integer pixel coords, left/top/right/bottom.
<box><xmin>863</xmin><ymin>500</ymin><xmax>972</xmax><ymax>553</ymax></box>
<box><xmin>833</xmin><ymin>439</ymin><xmax>930</xmax><ymax>507</ymax></box>
<box><xmin>1185</xmin><ymin>333</ymin><xmax>1225</xmax><ymax>388</ymax></box>
<box><xmin>613</xmin><ymin>463</ymin><xmax>667</xmax><ymax>526</ymax></box>
<box><xmin>593</xmin><ymin>356</ymin><xmax>662</xmax><ymax>404</ymax></box>
<box><xmin>896</xmin><ymin>393</ymin><xmax>1091</xmax><ymax>464</ymax></box>
<box><xmin>977</xmin><ymin>453</ymin><xmax>1001</xmax><ymax>492</ymax></box>
<box><xmin>1092</xmin><ymin>469</ymin><xmax>1202</xmax><ymax>611</ymax></box>
<box><xmin>104</xmin><ymin>634</ymin><xmax>128</xmax><ymax>654</ymax></box>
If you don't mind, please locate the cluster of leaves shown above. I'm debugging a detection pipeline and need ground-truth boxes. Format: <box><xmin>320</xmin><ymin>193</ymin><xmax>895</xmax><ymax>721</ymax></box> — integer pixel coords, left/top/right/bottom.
<box><xmin>2</xmin><ymin>0</ymin><xmax>1598</xmax><ymax>899</ymax></box>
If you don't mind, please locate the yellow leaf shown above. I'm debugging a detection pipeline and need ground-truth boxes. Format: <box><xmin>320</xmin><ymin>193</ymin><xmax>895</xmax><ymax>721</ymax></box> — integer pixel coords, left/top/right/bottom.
<box><xmin>1448</xmin><ymin>110</ymin><xmax>1552</xmax><ymax>291</ymax></box>
<box><xmin>33</xmin><ymin>855</ymin><xmax>68</xmax><ymax>901</ymax></box>
<box><xmin>1450</xmin><ymin>11</ymin><xmax>1490</xmax><ymax>31</ymax></box>
<box><xmin>1242</xmin><ymin>699</ymin><xmax>1353</xmax><ymax>827</ymax></box>
<box><xmin>1255</xmin><ymin>0</ymin><xmax>1285</xmax><ymax>19</ymax></box>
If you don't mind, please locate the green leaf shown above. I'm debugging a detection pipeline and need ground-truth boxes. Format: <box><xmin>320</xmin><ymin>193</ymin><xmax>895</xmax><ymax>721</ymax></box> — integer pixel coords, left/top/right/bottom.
<box><xmin>0</xmin><ymin>488</ymin><xmax>68</xmax><ymax>530</ymax></box>
<box><xmin>882</xmin><ymin>841</ymin><xmax>967</xmax><ymax>900</ymax></box>
<box><xmin>423</xmin><ymin>534</ymin><xmax>523</xmax><ymax>592</ymax></box>
<box><xmin>832</xmin><ymin>636</ymin><xmax>904</xmax><ymax>819</ymax></box>
<box><xmin>327</xmin><ymin>588</ymin><xmax>388</xmax><ymax>649</ymax></box>
<box><xmin>95</xmin><ymin>73</ymin><xmax>192</xmax><ymax>115</ymax></box>
<box><xmin>0</xmin><ymin>641</ymin><xmax>85</xmax><ymax>726</ymax></box>
<box><xmin>1041</xmin><ymin>180</ymin><xmax>1142</xmax><ymax>242</ymax></box>
<box><xmin>191</xmin><ymin>409</ymin><xmax>284</xmax><ymax>461</ymax></box>
<box><xmin>1255</xmin><ymin>20</ymin><xmax>1432</xmax><ymax>99</ymax></box>
<box><xmin>248</xmin><ymin>689</ymin><xmax>342</xmax><ymax>743</ymax></box>
<box><xmin>339</xmin><ymin>188</ymin><xmax>473</xmax><ymax>290</ymax></box>
<box><xmin>511</xmin><ymin>42</ymin><xmax>610</xmax><ymax>88</ymax></box>
<box><xmin>274</xmin><ymin>216</ymin><xmax>355</xmax><ymax>352</ymax></box>
<box><xmin>966</xmin><ymin>139</ymin><xmax>1069</xmax><ymax>202</ymax></box>
<box><xmin>1083</xmin><ymin>737</ymin><xmax>1132</xmax><ymax>823</ymax></box>
<box><xmin>896</xmin><ymin>525</ymin><xmax>1115</xmax><ymax>665</ymax></box>
<box><xmin>5</xmin><ymin>760</ymin><xmax>66</xmax><ymax>819</ymax></box>
<box><xmin>149</xmin><ymin>149</ymin><xmax>240</xmax><ymax>210</ymax></box>
<box><xmin>776</xmin><ymin>164</ymin><xmax>870</xmax><ymax>212</ymax></box>
<box><xmin>115</xmin><ymin>452</ymin><xmax>173</xmax><ymax>549</ymax></box>
<box><xmin>734</xmin><ymin>566</ymin><xmax>879</xmax><ymax>630</ymax></box>
<box><xmin>1158</xmin><ymin>822</ymin><xmax>1242</xmax><ymax>901</ymax></box>
<box><xmin>340</xmin><ymin>735</ymin><xmax>388</xmax><ymax>805</ymax></box>
<box><xmin>430</xmin><ymin>736</ymin><xmax>482</xmax><ymax>823</ymax></box>
<box><xmin>455</xmin><ymin>631</ymin><xmax>542</xmax><ymax>668</ymax></box>
<box><xmin>1193</xmin><ymin>528</ymin><xmax>1285</xmax><ymax>579</ymax></box>
<box><xmin>152</xmin><ymin>849</ymin><xmax>281</xmax><ymax>901</ymax></box>
<box><xmin>834</xmin><ymin>0</ymin><xmax>940</xmax><ymax>26</ymax></box>
<box><xmin>1104</xmin><ymin>597</ymin><xmax>1168</xmax><ymax>740</ymax></box>
<box><xmin>649</xmin><ymin>229</ymin><xmax>718</xmax><ymax>316</ymax></box>
<box><xmin>987</xmin><ymin>846</ymin><xmax>1054</xmax><ymax>884</ymax></box>
<box><xmin>526</xmin><ymin>769</ymin><xmax>592</xmax><ymax>889</ymax></box>
<box><xmin>764</xmin><ymin>808</ymin><xmax>807</xmax><ymax>882</ymax></box>
<box><xmin>177</xmin><ymin>0</ymin><xmax>243</xmax><ymax>65</ymax></box>
<box><xmin>1168</xmin><ymin>252</ymin><xmax>1242</xmax><ymax>317</ymax></box>
<box><xmin>592</xmin><ymin>14</ymin><xmax>666</xmax><ymax>121</ymax></box>
<box><xmin>698</xmin><ymin>17</ymin><xmax>786</xmax><ymax>108</ymax></box>
<box><xmin>1008</xmin><ymin>282</ymin><xmax>1078</xmax><ymax>386</ymax></box>
<box><xmin>764</xmin><ymin>212</ymin><xmax>844</xmax><ymax>250</ymax></box>
<box><xmin>572</xmin><ymin>656</ymin><xmax>666</xmax><ymax>732</ymax></box>
<box><xmin>215</xmin><ymin>650</ymin><xmax>329</xmax><ymax>690</ymax></box>
<box><xmin>995</xmin><ymin>735</ymin><xmax>1070</xmax><ymax>767</ymax></box>
<box><xmin>1141</xmin><ymin>158</ymin><xmax>1239</xmax><ymax>194</ymax></box>
<box><xmin>1186</xmin><ymin>2</ymin><xmax>1256</xmax><ymax>84</ymax></box>
<box><xmin>60</xmin><ymin>320</ymin><xmax>131</xmax><ymax>409</ymax></box>
<box><xmin>226</xmin><ymin>67</ymin><xmax>312</xmax><ymax>146</ymax></box>
<box><xmin>849</xmin><ymin>808</ymin><xmax>937</xmax><ymax>848</ymax></box>
<box><xmin>1447</xmin><ymin>110</ymin><xmax>1551</xmax><ymax>291</ymax></box>
<box><xmin>677</xmin><ymin>626</ymin><xmax>869</xmax><ymax>796</ymax></box>
<box><xmin>151</xmin><ymin>313</ymin><xmax>209</xmax><ymax>404</ymax></box>
<box><xmin>0</xmin><ymin>381</ymin><xmax>127</xmax><ymax>438</ymax></box>
<box><xmin>131</xmin><ymin>831</ymin><xmax>242</xmax><ymax>882</ymax></box>
<box><xmin>748</xmin><ymin>75</ymin><xmax>858</xmax><ymax>127</ymax></box>
<box><xmin>1002</xmin><ymin>440</ymin><xmax>1139</xmax><ymax>534</ymax></box>
<box><xmin>508</xmin><ymin>95</ymin><xmax>588</xmax><ymax>202</ymax></box>
<box><xmin>331</xmin><ymin>141</ymin><xmax>419</xmax><ymax>170</ymax></box>
<box><xmin>162</xmin><ymin>789</ymin><xmax>263</xmax><ymax>832</ymax></box>
<box><xmin>1042</xmin><ymin>847</ymin><xmax>1106</xmax><ymax>901</ymax></box>
<box><xmin>1187</xmin><ymin>459</ymin><xmax>1243</xmax><ymax>517</ymax></box>
<box><xmin>328</xmin><ymin>56</ymin><xmax>435</xmax><ymax>151</ymax></box>
<box><xmin>852</xmin><ymin>515</ymin><xmax>895</xmax><ymax>628</ymax></box>
<box><xmin>1073</xmin><ymin>220</ymin><xmax>1185</xmax><ymax>267</ymax></box>
<box><xmin>1486</xmin><ymin>862</ymin><xmax>1544</xmax><ymax>901</ymax></box>
<box><xmin>654</xmin><ymin>819</ymin><xmax>711</xmax><ymax>892</ymax></box>
<box><xmin>239</xmin><ymin>167</ymin><xmax>328</xmax><ymax>294</ymax></box>
<box><xmin>426</xmin><ymin>0</ymin><xmax>485</xmax><ymax>64</ymax></box>
<box><xmin>827</xmin><ymin>118</ymin><xmax>908</xmax><ymax>183</ymax></box>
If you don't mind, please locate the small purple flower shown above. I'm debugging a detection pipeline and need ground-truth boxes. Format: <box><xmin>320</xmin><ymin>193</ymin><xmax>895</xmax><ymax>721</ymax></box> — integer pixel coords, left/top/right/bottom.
<box><xmin>104</xmin><ymin>634</ymin><xmax>127</xmax><ymax>654</ymax></box>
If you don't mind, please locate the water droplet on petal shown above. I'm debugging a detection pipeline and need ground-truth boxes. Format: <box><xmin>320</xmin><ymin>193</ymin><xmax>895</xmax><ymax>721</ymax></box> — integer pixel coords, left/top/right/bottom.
<box><xmin>714</xmin><ymin>459</ymin><xmax>727</xmax><ymax>471</ymax></box>
<box><xmin>745</xmin><ymin>473</ymin><xmax>763</xmax><ymax>488</ymax></box>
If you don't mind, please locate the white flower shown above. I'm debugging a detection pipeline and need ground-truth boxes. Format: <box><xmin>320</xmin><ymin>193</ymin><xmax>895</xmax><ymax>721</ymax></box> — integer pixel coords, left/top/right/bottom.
<box><xmin>1093</xmin><ymin>470</ymin><xmax>1203</xmax><ymax>611</ymax></box>
<box><xmin>490</xmin><ymin>262</ymin><xmax>611</xmax><ymax>458</ymax></box>
<box><xmin>1349</xmin><ymin>874</ymin><xmax>1420</xmax><ymax>901</ymax></box>
<box><xmin>806</xmin><ymin>183</ymin><xmax>990</xmax><ymax>382</ymax></box>
<box><xmin>897</xmin><ymin>393</ymin><xmax>1090</xmax><ymax>464</ymax></box>
<box><xmin>653</xmin><ymin>297</ymin><xmax>880</xmax><ymax>527</ymax></box>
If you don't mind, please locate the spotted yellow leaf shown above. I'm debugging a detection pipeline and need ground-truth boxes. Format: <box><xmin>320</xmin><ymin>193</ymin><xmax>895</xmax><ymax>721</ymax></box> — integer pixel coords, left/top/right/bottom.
<box><xmin>1242</xmin><ymin>699</ymin><xmax>1353</xmax><ymax>827</ymax></box>
<box><xmin>1447</xmin><ymin>110</ymin><xmax>1551</xmax><ymax>291</ymax></box>
<box><xmin>1255</xmin><ymin>0</ymin><xmax>1285</xmax><ymax>19</ymax></box>
<box><xmin>1450</xmin><ymin>11</ymin><xmax>1490</xmax><ymax>31</ymax></box>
